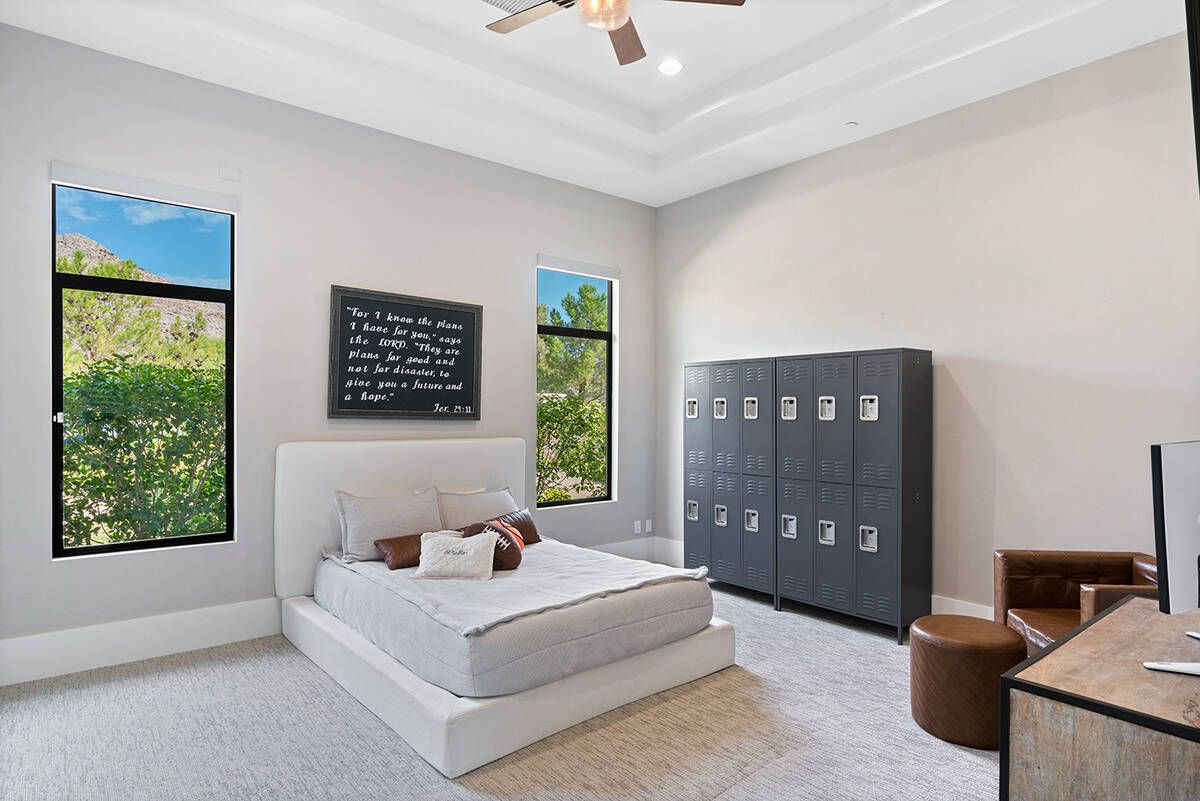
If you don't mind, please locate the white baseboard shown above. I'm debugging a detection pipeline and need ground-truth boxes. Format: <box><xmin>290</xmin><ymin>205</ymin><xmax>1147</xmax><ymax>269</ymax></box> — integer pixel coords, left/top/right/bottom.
<box><xmin>592</xmin><ymin>539</ymin><xmax>993</xmax><ymax>620</ymax></box>
<box><xmin>0</xmin><ymin>597</ymin><xmax>281</xmax><ymax>686</ymax></box>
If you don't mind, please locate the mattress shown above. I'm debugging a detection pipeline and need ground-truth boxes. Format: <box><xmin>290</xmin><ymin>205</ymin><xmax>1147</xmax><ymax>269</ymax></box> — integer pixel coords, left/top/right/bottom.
<box><xmin>313</xmin><ymin>540</ymin><xmax>714</xmax><ymax>697</ymax></box>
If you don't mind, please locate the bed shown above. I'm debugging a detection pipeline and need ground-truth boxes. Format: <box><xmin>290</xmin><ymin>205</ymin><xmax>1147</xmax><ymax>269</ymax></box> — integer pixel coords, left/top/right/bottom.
<box><xmin>275</xmin><ymin>437</ymin><xmax>735</xmax><ymax>778</ymax></box>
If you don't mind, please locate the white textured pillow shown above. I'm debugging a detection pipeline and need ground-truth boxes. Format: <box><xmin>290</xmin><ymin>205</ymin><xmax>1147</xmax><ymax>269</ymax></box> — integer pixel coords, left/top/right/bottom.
<box><xmin>413</xmin><ymin>530</ymin><xmax>497</xmax><ymax>580</ymax></box>
<box><xmin>334</xmin><ymin>488</ymin><xmax>443</xmax><ymax>563</ymax></box>
<box><xmin>437</xmin><ymin>487</ymin><xmax>519</xmax><ymax>530</ymax></box>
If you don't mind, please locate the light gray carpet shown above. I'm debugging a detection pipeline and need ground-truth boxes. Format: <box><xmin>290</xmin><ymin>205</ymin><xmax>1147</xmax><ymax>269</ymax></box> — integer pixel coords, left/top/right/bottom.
<box><xmin>1</xmin><ymin>586</ymin><xmax>998</xmax><ymax>800</ymax></box>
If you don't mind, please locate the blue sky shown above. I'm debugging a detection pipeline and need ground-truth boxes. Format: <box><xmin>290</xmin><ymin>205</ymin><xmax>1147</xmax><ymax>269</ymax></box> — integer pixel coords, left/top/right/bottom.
<box><xmin>537</xmin><ymin>269</ymin><xmax>608</xmax><ymax>326</ymax></box>
<box><xmin>55</xmin><ymin>186</ymin><xmax>232</xmax><ymax>289</ymax></box>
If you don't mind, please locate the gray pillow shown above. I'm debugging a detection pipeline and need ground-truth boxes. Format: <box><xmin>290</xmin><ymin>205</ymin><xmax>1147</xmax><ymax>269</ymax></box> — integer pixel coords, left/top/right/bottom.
<box><xmin>335</xmin><ymin>487</ymin><xmax>443</xmax><ymax>562</ymax></box>
<box><xmin>437</xmin><ymin>487</ymin><xmax>519</xmax><ymax>530</ymax></box>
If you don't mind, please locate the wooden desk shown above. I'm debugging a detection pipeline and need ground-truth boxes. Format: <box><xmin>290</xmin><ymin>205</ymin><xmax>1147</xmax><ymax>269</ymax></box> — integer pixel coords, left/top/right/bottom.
<box><xmin>1001</xmin><ymin>597</ymin><xmax>1200</xmax><ymax>801</ymax></box>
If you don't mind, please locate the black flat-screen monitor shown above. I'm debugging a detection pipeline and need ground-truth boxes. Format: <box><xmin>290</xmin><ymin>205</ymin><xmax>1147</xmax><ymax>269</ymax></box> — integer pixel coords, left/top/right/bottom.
<box><xmin>1151</xmin><ymin>441</ymin><xmax>1200</xmax><ymax>614</ymax></box>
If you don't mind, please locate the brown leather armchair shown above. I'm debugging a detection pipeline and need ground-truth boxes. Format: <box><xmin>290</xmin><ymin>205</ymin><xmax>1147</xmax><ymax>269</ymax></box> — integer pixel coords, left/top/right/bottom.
<box><xmin>993</xmin><ymin>550</ymin><xmax>1158</xmax><ymax>656</ymax></box>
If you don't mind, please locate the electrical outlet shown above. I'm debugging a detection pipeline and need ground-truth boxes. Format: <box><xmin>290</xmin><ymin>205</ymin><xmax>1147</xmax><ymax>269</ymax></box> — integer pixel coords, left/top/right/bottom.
<box><xmin>633</xmin><ymin>520</ymin><xmax>642</xmax><ymax>535</ymax></box>
<box><xmin>644</xmin><ymin>519</ymin><xmax>653</xmax><ymax>533</ymax></box>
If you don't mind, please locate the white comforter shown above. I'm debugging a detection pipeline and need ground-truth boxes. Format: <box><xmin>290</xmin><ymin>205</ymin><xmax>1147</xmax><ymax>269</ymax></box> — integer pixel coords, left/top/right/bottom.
<box><xmin>330</xmin><ymin>537</ymin><xmax>708</xmax><ymax>636</ymax></box>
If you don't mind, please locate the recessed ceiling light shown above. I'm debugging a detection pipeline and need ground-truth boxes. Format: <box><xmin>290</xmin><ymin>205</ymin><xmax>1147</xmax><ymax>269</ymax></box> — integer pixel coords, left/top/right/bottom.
<box><xmin>658</xmin><ymin>58</ymin><xmax>683</xmax><ymax>76</ymax></box>
<box><xmin>845</xmin><ymin>121</ymin><xmax>860</xmax><ymax>127</ymax></box>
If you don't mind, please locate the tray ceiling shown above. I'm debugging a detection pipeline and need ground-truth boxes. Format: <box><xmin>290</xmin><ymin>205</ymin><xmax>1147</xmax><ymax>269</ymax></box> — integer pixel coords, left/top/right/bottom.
<box><xmin>0</xmin><ymin>0</ymin><xmax>1185</xmax><ymax>206</ymax></box>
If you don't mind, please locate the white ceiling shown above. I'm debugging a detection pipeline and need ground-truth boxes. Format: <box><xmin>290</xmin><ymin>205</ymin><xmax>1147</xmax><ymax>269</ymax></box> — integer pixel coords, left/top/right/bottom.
<box><xmin>0</xmin><ymin>0</ymin><xmax>1186</xmax><ymax>206</ymax></box>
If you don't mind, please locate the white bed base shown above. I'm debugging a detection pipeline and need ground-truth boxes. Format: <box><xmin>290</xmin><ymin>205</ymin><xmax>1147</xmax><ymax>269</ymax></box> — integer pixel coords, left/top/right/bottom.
<box><xmin>283</xmin><ymin>596</ymin><xmax>734</xmax><ymax>778</ymax></box>
<box><xmin>274</xmin><ymin>437</ymin><xmax>736</xmax><ymax>778</ymax></box>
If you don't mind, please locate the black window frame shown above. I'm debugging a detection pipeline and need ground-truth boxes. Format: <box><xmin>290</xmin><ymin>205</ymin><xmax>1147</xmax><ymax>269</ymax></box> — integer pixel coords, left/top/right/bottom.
<box><xmin>535</xmin><ymin>271</ymin><xmax>614</xmax><ymax>509</ymax></box>
<box><xmin>51</xmin><ymin>183</ymin><xmax>235</xmax><ymax>558</ymax></box>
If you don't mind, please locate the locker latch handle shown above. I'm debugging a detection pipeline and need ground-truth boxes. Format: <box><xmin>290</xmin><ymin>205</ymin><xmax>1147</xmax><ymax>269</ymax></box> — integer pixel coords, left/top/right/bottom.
<box><xmin>744</xmin><ymin>509</ymin><xmax>759</xmax><ymax>533</ymax></box>
<box><xmin>818</xmin><ymin>396</ymin><xmax>836</xmax><ymax>421</ymax></box>
<box><xmin>713</xmin><ymin>398</ymin><xmax>727</xmax><ymax>420</ymax></box>
<box><xmin>859</xmin><ymin>395</ymin><xmax>879</xmax><ymax>422</ymax></box>
<box><xmin>686</xmin><ymin>500</ymin><xmax>699</xmax><ymax>522</ymax></box>
<box><xmin>818</xmin><ymin>520</ymin><xmax>836</xmax><ymax>546</ymax></box>
<box><xmin>743</xmin><ymin>397</ymin><xmax>758</xmax><ymax>420</ymax></box>
<box><xmin>714</xmin><ymin>504</ymin><xmax>728</xmax><ymax>527</ymax></box>
<box><xmin>858</xmin><ymin>525</ymin><xmax>879</xmax><ymax>553</ymax></box>
<box><xmin>781</xmin><ymin>514</ymin><xmax>797</xmax><ymax>539</ymax></box>
<box><xmin>780</xmin><ymin>396</ymin><xmax>797</xmax><ymax>421</ymax></box>
<box><xmin>686</xmin><ymin>398</ymin><xmax>699</xmax><ymax>419</ymax></box>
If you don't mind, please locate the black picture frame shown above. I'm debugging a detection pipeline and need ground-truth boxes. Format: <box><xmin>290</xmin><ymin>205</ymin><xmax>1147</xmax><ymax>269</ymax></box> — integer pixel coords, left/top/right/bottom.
<box><xmin>328</xmin><ymin>284</ymin><xmax>482</xmax><ymax>420</ymax></box>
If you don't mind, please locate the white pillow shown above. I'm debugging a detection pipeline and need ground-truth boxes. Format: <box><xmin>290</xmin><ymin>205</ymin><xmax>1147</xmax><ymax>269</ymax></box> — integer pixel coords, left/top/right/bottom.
<box><xmin>334</xmin><ymin>488</ymin><xmax>443</xmax><ymax>563</ymax></box>
<box><xmin>437</xmin><ymin>487</ymin><xmax>519</xmax><ymax>530</ymax></box>
<box><xmin>413</xmin><ymin>530</ymin><xmax>497</xmax><ymax>580</ymax></box>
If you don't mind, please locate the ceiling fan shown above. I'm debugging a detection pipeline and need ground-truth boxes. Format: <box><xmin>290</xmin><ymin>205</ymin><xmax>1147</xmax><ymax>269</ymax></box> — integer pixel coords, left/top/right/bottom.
<box><xmin>483</xmin><ymin>0</ymin><xmax>746</xmax><ymax>66</ymax></box>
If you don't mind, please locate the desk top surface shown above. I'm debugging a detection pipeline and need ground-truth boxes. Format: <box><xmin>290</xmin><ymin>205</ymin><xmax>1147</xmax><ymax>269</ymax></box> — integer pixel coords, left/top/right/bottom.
<box><xmin>1014</xmin><ymin>597</ymin><xmax>1200</xmax><ymax>730</ymax></box>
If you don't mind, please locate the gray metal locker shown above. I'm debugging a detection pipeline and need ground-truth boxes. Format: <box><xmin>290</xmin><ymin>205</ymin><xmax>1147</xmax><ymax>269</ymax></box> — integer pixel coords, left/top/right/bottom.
<box><xmin>710</xmin><ymin>471</ymin><xmax>741</xmax><ymax>583</ymax></box>
<box><xmin>854</xmin><ymin>485</ymin><xmax>899</xmax><ymax>624</ymax></box>
<box><xmin>683</xmin><ymin>364</ymin><xmax>711</xmax><ymax>472</ymax></box>
<box><xmin>854</xmin><ymin>353</ymin><xmax>900</xmax><ymax>488</ymax></box>
<box><xmin>740</xmin><ymin>360</ymin><xmax>774</xmax><ymax>476</ymax></box>
<box><xmin>683</xmin><ymin>470</ymin><xmax>711</xmax><ymax>571</ymax></box>
<box><xmin>814</xmin><ymin>482</ymin><xmax>854</xmax><ymax>612</ymax></box>
<box><xmin>776</xmin><ymin>358</ymin><xmax>814</xmax><ymax>481</ymax></box>
<box><xmin>814</xmin><ymin>357</ymin><xmax>854</xmax><ymax>485</ymax></box>
<box><xmin>777</xmin><ymin>478</ymin><xmax>814</xmax><ymax>602</ymax></box>
<box><xmin>711</xmin><ymin>363</ymin><xmax>740</xmax><ymax>473</ymax></box>
<box><xmin>741</xmin><ymin>474</ymin><xmax>775</xmax><ymax>592</ymax></box>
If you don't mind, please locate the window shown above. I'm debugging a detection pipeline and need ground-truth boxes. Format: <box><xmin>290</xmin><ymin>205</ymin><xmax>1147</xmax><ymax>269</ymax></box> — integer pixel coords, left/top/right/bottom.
<box><xmin>536</xmin><ymin>267</ymin><xmax>613</xmax><ymax>506</ymax></box>
<box><xmin>52</xmin><ymin>184</ymin><xmax>234</xmax><ymax>557</ymax></box>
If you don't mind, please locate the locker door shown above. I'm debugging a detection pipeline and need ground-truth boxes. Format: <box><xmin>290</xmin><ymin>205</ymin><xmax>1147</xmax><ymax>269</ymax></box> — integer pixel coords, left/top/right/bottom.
<box><xmin>683</xmin><ymin>470</ymin><xmax>711</xmax><ymax>571</ymax></box>
<box><xmin>741</xmin><ymin>474</ymin><xmax>775</xmax><ymax>592</ymax></box>
<box><xmin>683</xmin><ymin>364</ymin><xmax>711</xmax><ymax>472</ymax></box>
<box><xmin>710</xmin><ymin>471</ymin><xmax>742</xmax><ymax>583</ymax></box>
<box><xmin>777</xmin><ymin>479</ymin><xmax>814</xmax><ymax>602</ymax></box>
<box><xmin>854</xmin><ymin>353</ymin><xmax>900</xmax><ymax>488</ymax></box>
<box><xmin>855</xmin><ymin>486</ymin><xmax>899</xmax><ymax>624</ymax></box>
<box><xmin>814</xmin><ymin>482</ymin><xmax>854</xmax><ymax>612</ymax></box>
<box><xmin>776</xmin><ymin>358</ymin><xmax>814</xmax><ymax>481</ymax></box>
<box><xmin>740</xmin><ymin>360</ymin><xmax>774</xmax><ymax>476</ymax></box>
<box><xmin>814</xmin><ymin>356</ymin><xmax>854</xmax><ymax>484</ymax></box>
<box><xmin>711</xmin><ymin>363</ymin><xmax>740</xmax><ymax>473</ymax></box>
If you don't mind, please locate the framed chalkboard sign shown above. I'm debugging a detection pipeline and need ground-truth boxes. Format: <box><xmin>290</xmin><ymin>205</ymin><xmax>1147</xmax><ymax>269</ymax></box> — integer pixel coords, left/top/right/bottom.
<box><xmin>328</xmin><ymin>285</ymin><xmax>482</xmax><ymax>419</ymax></box>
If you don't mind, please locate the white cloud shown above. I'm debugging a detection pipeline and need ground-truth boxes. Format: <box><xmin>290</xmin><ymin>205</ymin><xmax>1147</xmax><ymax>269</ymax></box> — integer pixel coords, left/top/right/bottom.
<box><xmin>122</xmin><ymin>202</ymin><xmax>186</xmax><ymax>226</ymax></box>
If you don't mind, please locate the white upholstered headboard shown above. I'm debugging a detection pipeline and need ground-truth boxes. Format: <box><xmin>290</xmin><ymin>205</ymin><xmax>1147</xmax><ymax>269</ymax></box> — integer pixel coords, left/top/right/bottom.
<box><xmin>274</xmin><ymin>437</ymin><xmax>526</xmax><ymax>598</ymax></box>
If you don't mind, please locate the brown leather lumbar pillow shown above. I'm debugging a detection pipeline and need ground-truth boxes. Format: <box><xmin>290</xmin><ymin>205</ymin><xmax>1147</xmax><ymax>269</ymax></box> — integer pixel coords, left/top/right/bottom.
<box><xmin>374</xmin><ymin>533</ymin><xmax>423</xmax><ymax>570</ymax></box>
<box><xmin>461</xmin><ymin>519</ymin><xmax>525</xmax><ymax>571</ymax></box>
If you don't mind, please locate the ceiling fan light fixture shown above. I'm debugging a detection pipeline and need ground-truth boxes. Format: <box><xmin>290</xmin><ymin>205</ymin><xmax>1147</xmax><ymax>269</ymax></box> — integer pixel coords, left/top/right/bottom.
<box><xmin>578</xmin><ymin>0</ymin><xmax>630</xmax><ymax>32</ymax></box>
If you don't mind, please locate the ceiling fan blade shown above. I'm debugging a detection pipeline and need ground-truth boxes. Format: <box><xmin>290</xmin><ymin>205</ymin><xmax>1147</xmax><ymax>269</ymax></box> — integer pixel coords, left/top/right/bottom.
<box><xmin>486</xmin><ymin>1</ymin><xmax>563</xmax><ymax>34</ymax></box>
<box><xmin>662</xmin><ymin>0</ymin><xmax>746</xmax><ymax>5</ymax></box>
<box><xmin>609</xmin><ymin>18</ymin><xmax>646</xmax><ymax>66</ymax></box>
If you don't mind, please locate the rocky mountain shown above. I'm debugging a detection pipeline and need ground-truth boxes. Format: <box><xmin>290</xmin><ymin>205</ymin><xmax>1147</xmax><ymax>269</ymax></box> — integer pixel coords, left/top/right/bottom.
<box><xmin>55</xmin><ymin>233</ymin><xmax>226</xmax><ymax>338</ymax></box>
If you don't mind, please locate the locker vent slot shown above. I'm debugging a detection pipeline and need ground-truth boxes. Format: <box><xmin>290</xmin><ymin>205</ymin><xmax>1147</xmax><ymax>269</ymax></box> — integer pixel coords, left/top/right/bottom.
<box><xmin>820</xmin><ymin>362</ymin><xmax>851</xmax><ymax>379</ymax></box>
<box><xmin>745</xmin><ymin>566</ymin><xmax>771</xmax><ymax>587</ymax></box>
<box><xmin>713</xmin><ymin>505</ymin><xmax>728</xmax><ymax>527</ymax></box>
<box><xmin>860</xmin><ymin>463</ymin><xmax>894</xmax><ymax>484</ymax></box>
<box><xmin>781</xmin><ymin>514</ymin><xmax>797</xmax><ymax>539</ymax></box>
<box><xmin>820</xmin><ymin>584</ymin><xmax>849</xmax><ymax>605</ymax></box>
<box><xmin>745</xmin><ymin>478</ymin><xmax>769</xmax><ymax>495</ymax></box>
<box><xmin>685</xmin><ymin>553</ymin><xmax>710</xmax><ymax>570</ymax></box>
<box><xmin>686</xmin><ymin>501</ymin><xmax>699</xmax><ymax>521</ymax></box>
<box><xmin>713</xmin><ymin>398</ymin><xmax>728</xmax><ymax>419</ymax></box>
<box><xmin>818</xmin><ymin>396</ymin><xmax>836</xmax><ymax>421</ymax></box>
<box><xmin>744</xmin><ymin>454</ymin><xmax>769</xmax><ymax>473</ymax></box>
<box><xmin>782</xmin><ymin>576</ymin><xmax>809</xmax><ymax>596</ymax></box>
<box><xmin>714</xmin><ymin>452</ymin><xmax>736</xmax><ymax>470</ymax></box>
<box><xmin>686</xmin><ymin>398</ymin><xmax>699</xmax><ymax>419</ymax></box>
<box><xmin>743</xmin><ymin>397</ymin><xmax>759</xmax><ymax>420</ymax></box>
<box><xmin>781</xmin><ymin>482</ymin><xmax>810</xmax><ymax>501</ymax></box>
<box><xmin>780</xmin><ymin>396</ymin><xmax>797</xmax><ymax>421</ymax></box>
<box><xmin>715</xmin><ymin>474</ymin><xmax>739</xmax><ymax>491</ymax></box>
<box><xmin>818</xmin><ymin>520</ymin><xmax>836</xmax><ymax>546</ymax></box>
<box><xmin>860</xmin><ymin>593</ymin><xmax>892</xmax><ymax>616</ymax></box>
<box><xmin>861</xmin><ymin>358</ymin><xmax>894</xmax><ymax>378</ymax></box>
<box><xmin>782</xmin><ymin>457</ymin><xmax>810</xmax><ymax>476</ymax></box>
<box><xmin>819</xmin><ymin>460</ymin><xmax>849</xmax><ymax>480</ymax></box>
<box><xmin>744</xmin><ymin>364</ymin><xmax>770</xmax><ymax>383</ymax></box>
<box><xmin>859</xmin><ymin>395</ymin><xmax>879</xmax><ymax>422</ymax></box>
<box><xmin>686</xmin><ymin>367</ymin><xmax>708</xmax><ymax>385</ymax></box>
<box><xmin>744</xmin><ymin>509</ymin><xmax>759</xmax><ymax>533</ymax></box>
<box><xmin>686</xmin><ymin>450</ymin><xmax>708</xmax><ymax>467</ymax></box>
<box><xmin>686</xmin><ymin>472</ymin><xmax>709</xmax><ymax>489</ymax></box>
<box><xmin>782</xmin><ymin>363</ymin><xmax>810</xmax><ymax>381</ymax></box>
<box><xmin>714</xmin><ymin>366</ymin><xmax>737</xmax><ymax>384</ymax></box>
<box><xmin>819</xmin><ymin>486</ymin><xmax>851</xmax><ymax>504</ymax></box>
<box><xmin>715</xmin><ymin>560</ymin><xmax>736</xmax><ymax>576</ymax></box>
<box><xmin>860</xmin><ymin>490</ymin><xmax>893</xmax><ymax>510</ymax></box>
<box><xmin>858</xmin><ymin>525</ymin><xmax>879</xmax><ymax>553</ymax></box>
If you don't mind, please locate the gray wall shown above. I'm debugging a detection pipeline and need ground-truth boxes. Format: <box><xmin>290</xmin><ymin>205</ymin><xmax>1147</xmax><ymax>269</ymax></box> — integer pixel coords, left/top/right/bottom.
<box><xmin>0</xmin><ymin>26</ymin><xmax>657</xmax><ymax>638</ymax></box>
<box><xmin>655</xmin><ymin>34</ymin><xmax>1200</xmax><ymax>609</ymax></box>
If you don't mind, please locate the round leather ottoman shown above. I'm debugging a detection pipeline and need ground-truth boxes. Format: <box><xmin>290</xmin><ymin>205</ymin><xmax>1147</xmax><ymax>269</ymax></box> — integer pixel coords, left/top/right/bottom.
<box><xmin>909</xmin><ymin>614</ymin><xmax>1026</xmax><ymax>749</ymax></box>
